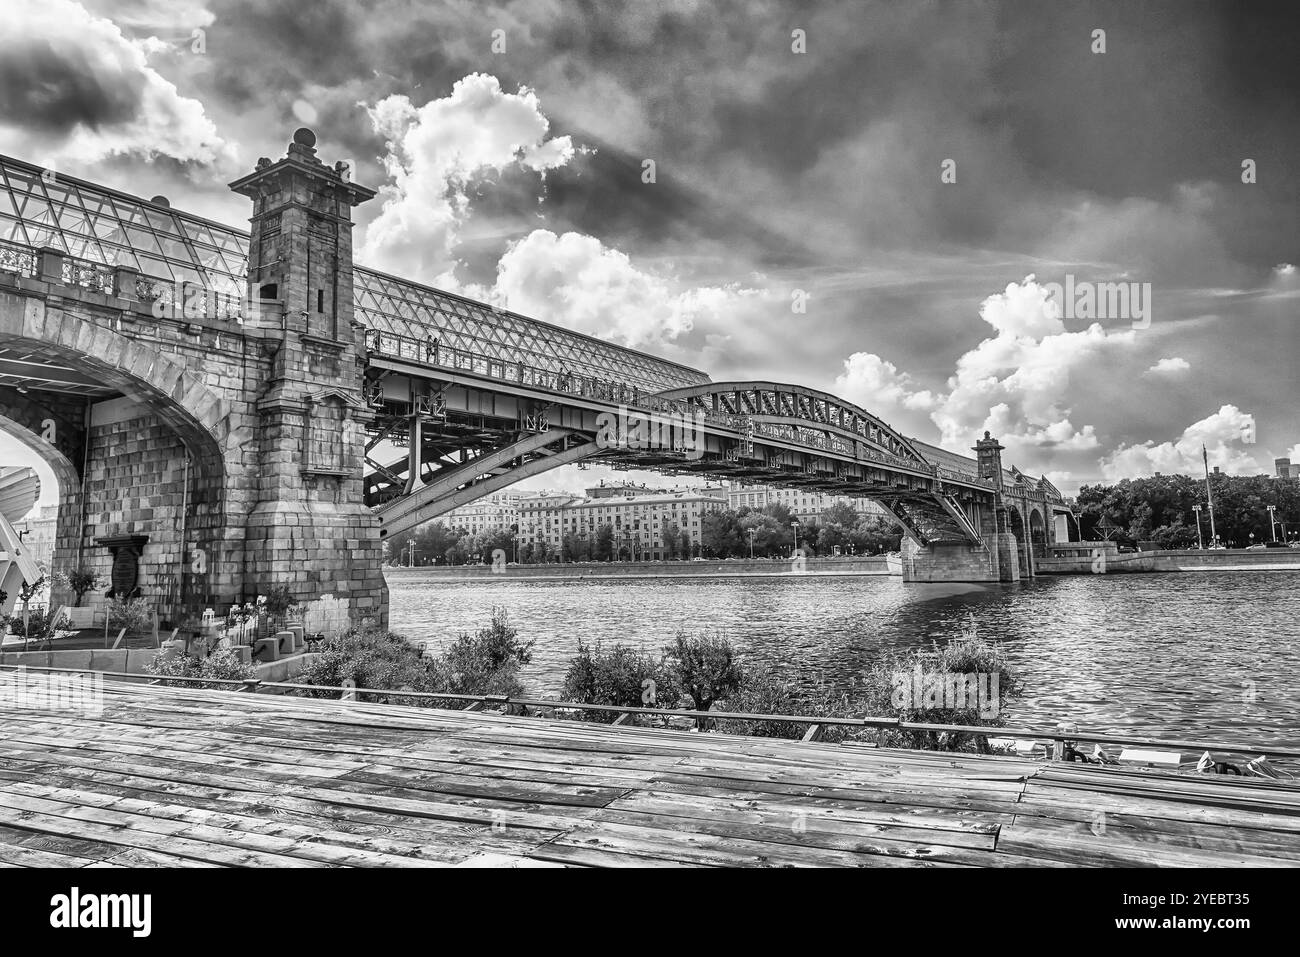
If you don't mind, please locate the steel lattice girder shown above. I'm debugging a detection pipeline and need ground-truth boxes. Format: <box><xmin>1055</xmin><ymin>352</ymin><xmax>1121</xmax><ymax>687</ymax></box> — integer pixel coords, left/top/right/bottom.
<box><xmin>375</xmin><ymin>430</ymin><xmax>594</xmax><ymax>538</ymax></box>
<box><xmin>652</xmin><ymin>381</ymin><xmax>931</xmax><ymax>466</ymax></box>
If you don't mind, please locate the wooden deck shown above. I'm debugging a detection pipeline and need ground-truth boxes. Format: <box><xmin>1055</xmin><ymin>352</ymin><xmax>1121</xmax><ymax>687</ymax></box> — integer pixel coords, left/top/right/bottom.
<box><xmin>1</xmin><ymin>674</ymin><xmax>1298</xmax><ymax>867</ymax></box>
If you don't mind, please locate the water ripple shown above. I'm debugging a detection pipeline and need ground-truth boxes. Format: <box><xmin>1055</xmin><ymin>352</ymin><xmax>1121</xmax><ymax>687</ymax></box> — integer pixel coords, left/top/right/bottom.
<box><xmin>387</xmin><ymin>570</ymin><xmax>1300</xmax><ymax>747</ymax></box>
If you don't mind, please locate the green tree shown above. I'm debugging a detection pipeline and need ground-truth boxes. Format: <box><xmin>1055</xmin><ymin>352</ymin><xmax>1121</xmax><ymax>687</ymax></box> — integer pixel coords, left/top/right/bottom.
<box><xmin>594</xmin><ymin>523</ymin><xmax>615</xmax><ymax>561</ymax></box>
<box><xmin>849</xmin><ymin>516</ymin><xmax>903</xmax><ymax>554</ymax></box>
<box><xmin>664</xmin><ymin>631</ymin><xmax>745</xmax><ymax>712</ymax></box>
<box><xmin>702</xmin><ymin>509</ymin><xmax>745</xmax><ymax>557</ymax></box>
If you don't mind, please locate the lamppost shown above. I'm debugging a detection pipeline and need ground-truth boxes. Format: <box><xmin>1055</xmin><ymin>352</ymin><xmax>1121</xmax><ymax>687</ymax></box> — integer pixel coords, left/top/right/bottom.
<box><xmin>747</xmin><ymin>528</ymin><xmax>755</xmax><ymax>559</ymax></box>
<box><xmin>1192</xmin><ymin>504</ymin><xmax>1204</xmax><ymax>550</ymax></box>
<box><xmin>1267</xmin><ymin>505</ymin><xmax>1278</xmax><ymax>543</ymax></box>
<box><xmin>791</xmin><ymin>520</ymin><xmax>800</xmax><ymax>557</ymax></box>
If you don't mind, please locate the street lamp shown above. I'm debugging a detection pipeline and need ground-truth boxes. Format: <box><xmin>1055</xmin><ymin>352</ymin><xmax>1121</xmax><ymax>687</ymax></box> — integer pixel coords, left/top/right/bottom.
<box><xmin>1192</xmin><ymin>504</ymin><xmax>1204</xmax><ymax>550</ymax></box>
<box><xmin>1267</xmin><ymin>505</ymin><xmax>1278</xmax><ymax>543</ymax></box>
<box><xmin>747</xmin><ymin>527</ymin><xmax>755</xmax><ymax>559</ymax></box>
<box><xmin>791</xmin><ymin>520</ymin><xmax>800</xmax><ymax>557</ymax></box>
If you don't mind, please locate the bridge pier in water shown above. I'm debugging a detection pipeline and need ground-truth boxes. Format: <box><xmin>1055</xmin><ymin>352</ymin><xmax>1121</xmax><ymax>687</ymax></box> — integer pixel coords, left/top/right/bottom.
<box><xmin>897</xmin><ymin>431</ymin><xmax>1056</xmax><ymax>583</ymax></box>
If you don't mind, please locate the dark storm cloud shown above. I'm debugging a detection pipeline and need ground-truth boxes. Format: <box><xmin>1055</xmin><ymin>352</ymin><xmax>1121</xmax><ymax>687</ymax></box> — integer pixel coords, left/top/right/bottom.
<box><xmin>201</xmin><ymin>0</ymin><xmax>369</xmax><ymax>107</ymax></box>
<box><xmin>0</xmin><ymin>40</ymin><xmax>142</xmax><ymax>133</ymax></box>
<box><xmin>4</xmin><ymin>0</ymin><xmax>1294</xmax><ymax>484</ymax></box>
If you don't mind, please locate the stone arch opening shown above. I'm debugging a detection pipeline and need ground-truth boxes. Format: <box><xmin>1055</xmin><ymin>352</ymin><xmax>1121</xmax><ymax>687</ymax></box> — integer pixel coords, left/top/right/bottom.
<box><xmin>1029</xmin><ymin>508</ymin><xmax>1047</xmax><ymax>561</ymax></box>
<box><xmin>0</xmin><ymin>404</ymin><xmax>81</xmax><ymax>615</ymax></box>
<box><xmin>1006</xmin><ymin>506</ymin><xmax>1030</xmax><ymax>579</ymax></box>
<box><xmin>0</xmin><ymin>315</ymin><xmax>233</xmax><ymax>626</ymax></box>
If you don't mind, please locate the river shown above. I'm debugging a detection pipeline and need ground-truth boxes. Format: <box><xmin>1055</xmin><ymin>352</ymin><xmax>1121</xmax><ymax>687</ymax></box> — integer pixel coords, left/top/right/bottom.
<box><xmin>387</xmin><ymin>569</ymin><xmax>1300</xmax><ymax>751</ymax></box>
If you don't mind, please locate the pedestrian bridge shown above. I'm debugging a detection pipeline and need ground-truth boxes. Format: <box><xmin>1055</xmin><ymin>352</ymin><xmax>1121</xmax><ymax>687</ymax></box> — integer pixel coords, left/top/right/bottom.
<box><xmin>0</xmin><ymin>131</ymin><xmax>1072</xmax><ymax>630</ymax></box>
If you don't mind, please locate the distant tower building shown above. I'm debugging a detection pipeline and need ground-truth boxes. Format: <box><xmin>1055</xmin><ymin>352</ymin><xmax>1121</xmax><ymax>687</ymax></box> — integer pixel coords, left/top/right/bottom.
<box><xmin>972</xmin><ymin>432</ymin><xmax>1005</xmax><ymax>489</ymax></box>
<box><xmin>1276</xmin><ymin>458</ymin><xmax>1294</xmax><ymax>479</ymax></box>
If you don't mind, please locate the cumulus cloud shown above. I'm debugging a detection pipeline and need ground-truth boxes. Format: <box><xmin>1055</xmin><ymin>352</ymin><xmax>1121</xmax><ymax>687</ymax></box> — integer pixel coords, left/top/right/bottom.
<box><xmin>0</xmin><ymin>0</ymin><xmax>230</xmax><ymax>168</ymax></box>
<box><xmin>82</xmin><ymin>0</ymin><xmax>214</xmax><ymax>32</ymax></box>
<box><xmin>927</xmin><ymin>276</ymin><xmax>1134</xmax><ymax>454</ymax></box>
<box><xmin>358</xmin><ymin>74</ymin><xmax>576</xmax><ymax>280</ymax></box>
<box><xmin>1275</xmin><ymin>263</ymin><xmax>1296</xmax><ymax>276</ymax></box>
<box><xmin>1147</xmin><ymin>357</ymin><xmax>1190</xmax><ymax>374</ymax></box>
<box><xmin>830</xmin><ymin>276</ymin><xmax>1141</xmax><ymax>459</ymax></box>
<box><xmin>463</xmin><ymin>229</ymin><xmax>763</xmax><ymax>349</ymax></box>
<box><xmin>834</xmin><ymin>352</ymin><xmax>938</xmax><ymax>419</ymax></box>
<box><xmin>1099</xmin><ymin>405</ymin><xmax>1259</xmax><ymax>479</ymax></box>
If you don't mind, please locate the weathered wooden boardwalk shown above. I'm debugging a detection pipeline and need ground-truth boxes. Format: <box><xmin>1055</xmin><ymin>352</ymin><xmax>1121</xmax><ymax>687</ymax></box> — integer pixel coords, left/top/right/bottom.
<box><xmin>1</xmin><ymin>675</ymin><xmax>1298</xmax><ymax>867</ymax></box>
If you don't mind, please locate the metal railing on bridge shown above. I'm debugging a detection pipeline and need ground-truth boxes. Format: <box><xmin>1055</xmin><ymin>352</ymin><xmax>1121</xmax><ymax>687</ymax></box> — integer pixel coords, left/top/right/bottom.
<box><xmin>0</xmin><ymin>237</ymin><xmax>244</xmax><ymax>321</ymax></box>
<box><xmin>0</xmin><ymin>235</ymin><xmax>995</xmax><ymax>489</ymax></box>
<box><xmin>366</xmin><ymin>328</ymin><xmax>998</xmax><ymax>484</ymax></box>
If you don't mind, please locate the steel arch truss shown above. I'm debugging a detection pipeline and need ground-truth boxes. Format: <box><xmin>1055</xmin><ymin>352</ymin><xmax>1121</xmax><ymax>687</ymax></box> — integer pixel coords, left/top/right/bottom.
<box><xmin>652</xmin><ymin>381</ymin><xmax>929</xmax><ymax>466</ymax></box>
<box><xmin>374</xmin><ymin>429</ymin><xmax>597</xmax><ymax>539</ymax></box>
<box><xmin>875</xmin><ymin>491</ymin><xmax>984</xmax><ymax>547</ymax></box>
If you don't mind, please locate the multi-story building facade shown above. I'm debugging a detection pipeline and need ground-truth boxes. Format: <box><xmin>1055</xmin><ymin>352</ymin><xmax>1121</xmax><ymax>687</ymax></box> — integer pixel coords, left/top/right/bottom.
<box><xmin>13</xmin><ymin>503</ymin><xmax>58</xmax><ymax>568</ymax></box>
<box><xmin>440</xmin><ymin>491</ymin><xmax>521</xmax><ymax>538</ymax></box>
<box><xmin>725</xmin><ymin>482</ymin><xmax>887</xmax><ymax>523</ymax></box>
<box><xmin>516</xmin><ymin>484</ymin><xmax>726</xmax><ymax>560</ymax></box>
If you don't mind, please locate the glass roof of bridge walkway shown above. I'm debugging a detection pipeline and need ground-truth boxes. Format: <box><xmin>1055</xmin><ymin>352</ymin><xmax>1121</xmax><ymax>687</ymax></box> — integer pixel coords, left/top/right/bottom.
<box><xmin>0</xmin><ymin>154</ymin><xmax>708</xmax><ymax>394</ymax></box>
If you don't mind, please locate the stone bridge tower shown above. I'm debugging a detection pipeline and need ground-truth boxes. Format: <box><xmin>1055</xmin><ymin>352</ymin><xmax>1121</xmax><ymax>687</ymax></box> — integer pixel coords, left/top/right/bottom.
<box><xmin>228</xmin><ymin>128</ymin><xmax>388</xmax><ymax>627</ymax></box>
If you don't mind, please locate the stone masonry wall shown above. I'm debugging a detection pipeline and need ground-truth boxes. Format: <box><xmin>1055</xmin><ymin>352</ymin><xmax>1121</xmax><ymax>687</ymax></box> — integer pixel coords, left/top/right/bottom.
<box><xmin>80</xmin><ymin>397</ymin><xmax>187</xmax><ymax>606</ymax></box>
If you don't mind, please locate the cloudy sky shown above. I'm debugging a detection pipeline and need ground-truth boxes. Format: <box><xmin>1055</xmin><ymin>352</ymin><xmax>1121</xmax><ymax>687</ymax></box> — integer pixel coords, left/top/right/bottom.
<box><xmin>1</xmin><ymin>0</ymin><xmax>1296</xmax><ymax>503</ymax></box>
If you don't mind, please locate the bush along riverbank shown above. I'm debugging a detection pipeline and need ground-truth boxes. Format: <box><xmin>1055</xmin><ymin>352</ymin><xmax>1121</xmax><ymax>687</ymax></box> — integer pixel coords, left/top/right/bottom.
<box><xmin>282</xmin><ymin>612</ymin><xmax>1020</xmax><ymax>751</ymax></box>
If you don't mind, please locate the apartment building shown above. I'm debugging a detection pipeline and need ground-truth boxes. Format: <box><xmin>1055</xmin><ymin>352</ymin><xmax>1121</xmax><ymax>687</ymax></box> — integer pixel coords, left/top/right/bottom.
<box><xmin>517</xmin><ymin>484</ymin><xmax>727</xmax><ymax>559</ymax></box>
<box><xmin>440</xmin><ymin>491</ymin><xmax>522</xmax><ymax>537</ymax></box>
<box><xmin>725</xmin><ymin>482</ymin><xmax>887</xmax><ymax>523</ymax></box>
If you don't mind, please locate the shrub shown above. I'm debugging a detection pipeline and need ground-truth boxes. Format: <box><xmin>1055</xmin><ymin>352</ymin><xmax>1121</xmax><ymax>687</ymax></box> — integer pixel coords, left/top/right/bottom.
<box><xmin>720</xmin><ymin>667</ymin><xmax>875</xmax><ymax>742</ymax></box>
<box><xmin>447</xmin><ymin>607</ymin><xmax>532</xmax><ymax>672</ymax></box>
<box><xmin>262</xmin><ymin>585</ymin><xmax>298</xmax><ymax>620</ymax></box>
<box><xmin>144</xmin><ymin>646</ymin><xmax>257</xmax><ymax>689</ymax></box>
<box><xmin>289</xmin><ymin>609</ymin><xmax>535</xmax><ymax>706</ymax></box>
<box><xmin>663</xmin><ymin>631</ymin><xmax>744</xmax><ymax>712</ymax></box>
<box><xmin>560</xmin><ymin>639</ymin><xmax>680</xmax><ymax>722</ymax></box>
<box><xmin>107</xmin><ymin>596</ymin><xmax>152</xmax><ymax>633</ymax></box>
<box><xmin>5</xmin><ymin>608</ymin><xmax>72</xmax><ymax>648</ymax></box>
<box><xmin>432</xmin><ymin>607</ymin><xmax>533</xmax><ymax>699</ymax></box>
<box><xmin>856</xmin><ymin>634</ymin><xmax>1023</xmax><ymax>752</ymax></box>
<box><xmin>292</xmin><ymin>628</ymin><xmax>443</xmax><ymax>706</ymax></box>
<box><xmin>55</xmin><ymin>568</ymin><xmax>102</xmax><ymax>606</ymax></box>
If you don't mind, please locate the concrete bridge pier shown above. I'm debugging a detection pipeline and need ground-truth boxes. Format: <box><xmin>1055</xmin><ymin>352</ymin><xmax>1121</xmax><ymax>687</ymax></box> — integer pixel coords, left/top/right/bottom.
<box><xmin>900</xmin><ymin>504</ymin><xmax>1022</xmax><ymax>583</ymax></box>
<box><xmin>899</xmin><ymin>432</ymin><xmax>1026</xmax><ymax>583</ymax></box>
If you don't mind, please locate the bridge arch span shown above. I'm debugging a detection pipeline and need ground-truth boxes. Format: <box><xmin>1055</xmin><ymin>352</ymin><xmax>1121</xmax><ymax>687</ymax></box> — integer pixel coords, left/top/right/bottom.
<box><xmin>0</xmin><ymin>296</ymin><xmax>236</xmax><ymax>614</ymax></box>
<box><xmin>0</xmin><ymin>401</ymin><xmax>82</xmax><ymax>608</ymax></box>
<box><xmin>651</xmin><ymin>380</ymin><xmax>929</xmax><ymax>465</ymax></box>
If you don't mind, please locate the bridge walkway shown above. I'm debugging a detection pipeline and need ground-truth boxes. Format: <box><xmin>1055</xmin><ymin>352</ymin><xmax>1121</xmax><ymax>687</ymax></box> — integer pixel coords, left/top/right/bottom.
<box><xmin>0</xmin><ymin>675</ymin><xmax>1297</xmax><ymax>867</ymax></box>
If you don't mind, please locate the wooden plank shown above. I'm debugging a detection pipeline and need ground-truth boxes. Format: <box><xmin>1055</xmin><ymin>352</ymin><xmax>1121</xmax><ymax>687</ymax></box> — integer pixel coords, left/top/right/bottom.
<box><xmin>2</xmin><ymin>674</ymin><xmax>1297</xmax><ymax>869</ymax></box>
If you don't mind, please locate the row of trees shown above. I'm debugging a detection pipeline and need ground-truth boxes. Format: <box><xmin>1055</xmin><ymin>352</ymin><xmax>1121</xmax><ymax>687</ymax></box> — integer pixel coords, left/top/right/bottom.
<box><xmin>700</xmin><ymin>501</ymin><xmax>902</xmax><ymax>558</ymax></box>
<box><xmin>385</xmin><ymin>501</ymin><xmax>904</xmax><ymax>566</ymax></box>
<box><xmin>1076</xmin><ymin>473</ymin><xmax>1300</xmax><ymax>548</ymax></box>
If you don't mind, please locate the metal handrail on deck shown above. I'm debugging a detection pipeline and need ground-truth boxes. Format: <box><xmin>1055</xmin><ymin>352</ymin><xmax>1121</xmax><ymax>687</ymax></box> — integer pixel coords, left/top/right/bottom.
<box><xmin>4</xmin><ymin>661</ymin><xmax>1300</xmax><ymax>762</ymax></box>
